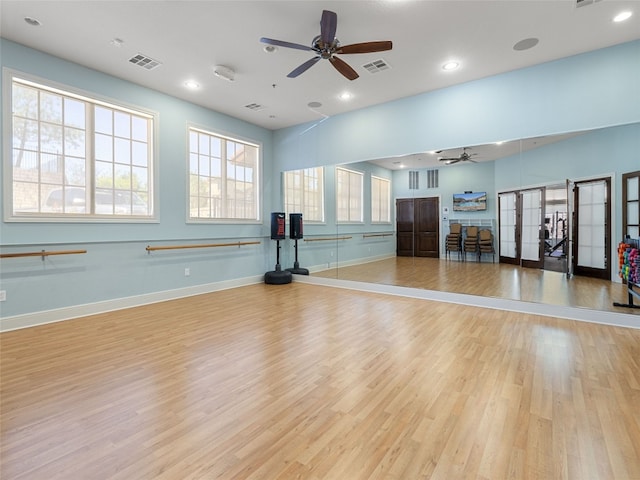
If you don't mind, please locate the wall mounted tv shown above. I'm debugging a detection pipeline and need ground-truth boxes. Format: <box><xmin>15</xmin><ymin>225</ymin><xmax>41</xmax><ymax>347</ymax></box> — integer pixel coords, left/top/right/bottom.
<box><xmin>452</xmin><ymin>192</ymin><xmax>487</xmax><ymax>212</ymax></box>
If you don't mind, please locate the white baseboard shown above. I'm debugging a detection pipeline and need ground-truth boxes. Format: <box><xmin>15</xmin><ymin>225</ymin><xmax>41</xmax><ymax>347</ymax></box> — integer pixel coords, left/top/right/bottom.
<box><xmin>0</xmin><ymin>275</ymin><xmax>264</xmax><ymax>332</ymax></box>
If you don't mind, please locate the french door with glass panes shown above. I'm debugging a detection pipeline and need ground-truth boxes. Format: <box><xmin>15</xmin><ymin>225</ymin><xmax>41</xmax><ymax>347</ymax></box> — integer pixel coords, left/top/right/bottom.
<box><xmin>622</xmin><ymin>171</ymin><xmax>640</xmax><ymax>240</ymax></box>
<box><xmin>498</xmin><ymin>187</ymin><xmax>545</xmax><ymax>268</ymax></box>
<box><xmin>571</xmin><ymin>177</ymin><xmax>611</xmax><ymax>280</ymax></box>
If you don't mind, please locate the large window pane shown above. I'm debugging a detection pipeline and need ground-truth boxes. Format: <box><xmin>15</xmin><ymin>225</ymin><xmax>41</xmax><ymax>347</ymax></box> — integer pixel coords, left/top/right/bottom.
<box><xmin>8</xmin><ymin>76</ymin><xmax>154</xmax><ymax>220</ymax></box>
<box><xmin>188</xmin><ymin>127</ymin><xmax>260</xmax><ymax>221</ymax></box>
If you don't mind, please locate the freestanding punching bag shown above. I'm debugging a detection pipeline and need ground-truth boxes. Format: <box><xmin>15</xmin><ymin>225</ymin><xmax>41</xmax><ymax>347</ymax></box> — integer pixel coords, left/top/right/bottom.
<box><xmin>264</xmin><ymin>212</ymin><xmax>292</xmax><ymax>284</ymax></box>
<box><xmin>286</xmin><ymin>213</ymin><xmax>309</xmax><ymax>275</ymax></box>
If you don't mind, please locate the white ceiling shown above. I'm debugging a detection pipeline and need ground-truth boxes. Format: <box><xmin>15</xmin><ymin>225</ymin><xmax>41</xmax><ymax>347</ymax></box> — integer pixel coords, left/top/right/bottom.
<box><xmin>2</xmin><ymin>0</ymin><xmax>638</xmax><ymax>134</ymax></box>
<box><xmin>366</xmin><ymin>131</ymin><xmax>587</xmax><ymax>170</ymax></box>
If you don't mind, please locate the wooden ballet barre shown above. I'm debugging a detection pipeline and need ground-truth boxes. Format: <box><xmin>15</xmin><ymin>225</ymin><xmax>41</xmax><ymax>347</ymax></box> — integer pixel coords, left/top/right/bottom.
<box><xmin>0</xmin><ymin>249</ymin><xmax>87</xmax><ymax>259</ymax></box>
<box><xmin>363</xmin><ymin>233</ymin><xmax>394</xmax><ymax>238</ymax></box>
<box><xmin>146</xmin><ymin>241</ymin><xmax>260</xmax><ymax>252</ymax></box>
<box><xmin>303</xmin><ymin>236</ymin><xmax>352</xmax><ymax>242</ymax></box>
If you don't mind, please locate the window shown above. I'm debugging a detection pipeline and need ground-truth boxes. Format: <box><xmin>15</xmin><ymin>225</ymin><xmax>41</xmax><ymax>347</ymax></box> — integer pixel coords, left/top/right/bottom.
<box><xmin>188</xmin><ymin>127</ymin><xmax>260</xmax><ymax>221</ymax></box>
<box><xmin>283</xmin><ymin>167</ymin><xmax>324</xmax><ymax>222</ymax></box>
<box><xmin>622</xmin><ymin>171</ymin><xmax>640</xmax><ymax>239</ymax></box>
<box><xmin>8</xmin><ymin>75</ymin><xmax>154</xmax><ymax>220</ymax></box>
<box><xmin>336</xmin><ymin>167</ymin><xmax>363</xmax><ymax>223</ymax></box>
<box><xmin>371</xmin><ymin>175</ymin><xmax>390</xmax><ymax>223</ymax></box>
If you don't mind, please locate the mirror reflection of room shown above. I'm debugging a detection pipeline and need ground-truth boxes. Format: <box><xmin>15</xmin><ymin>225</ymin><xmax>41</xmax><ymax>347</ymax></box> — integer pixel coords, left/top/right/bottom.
<box><xmin>289</xmin><ymin>123</ymin><xmax>639</xmax><ymax>314</ymax></box>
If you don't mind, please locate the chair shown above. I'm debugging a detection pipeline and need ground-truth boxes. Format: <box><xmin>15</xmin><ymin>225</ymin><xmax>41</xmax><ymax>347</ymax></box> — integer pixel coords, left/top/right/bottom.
<box><xmin>463</xmin><ymin>226</ymin><xmax>479</xmax><ymax>261</ymax></box>
<box><xmin>478</xmin><ymin>229</ymin><xmax>495</xmax><ymax>262</ymax></box>
<box><xmin>445</xmin><ymin>223</ymin><xmax>462</xmax><ymax>260</ymax></box>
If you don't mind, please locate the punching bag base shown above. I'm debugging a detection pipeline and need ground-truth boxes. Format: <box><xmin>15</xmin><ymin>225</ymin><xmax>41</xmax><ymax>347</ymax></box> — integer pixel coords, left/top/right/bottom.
<box><xmin>264</xmin><ymin>270</ymin><xmax>292</xmax><ymax>285</ymax></box>
<box><xmin>285</xmin><ymin>267</ymin><xmax>309</xmax><ymax>275</ymax></box>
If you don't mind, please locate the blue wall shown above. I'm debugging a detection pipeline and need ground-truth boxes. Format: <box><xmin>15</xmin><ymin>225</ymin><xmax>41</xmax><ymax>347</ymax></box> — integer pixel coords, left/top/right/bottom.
<box><xmin>273</xmin><ymin>40</ymin><xmax>640</xmax><ymax>172</ymax></box>
<box><xmin>2</xmin><ymin>38</ymin><xmax>639</xmax><ymax>325</ymax></box>
<box><xmin>1</xmin><ymin>39</ymin><xmax>276</xmax><ymax>321</ymax></box>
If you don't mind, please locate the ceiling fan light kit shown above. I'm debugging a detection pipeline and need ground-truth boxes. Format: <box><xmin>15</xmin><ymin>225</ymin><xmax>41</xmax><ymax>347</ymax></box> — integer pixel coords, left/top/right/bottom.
<box><xmin>260</xmin><ymin>10</ymin><xmax>392</xmax><ymax>81</ymax></box>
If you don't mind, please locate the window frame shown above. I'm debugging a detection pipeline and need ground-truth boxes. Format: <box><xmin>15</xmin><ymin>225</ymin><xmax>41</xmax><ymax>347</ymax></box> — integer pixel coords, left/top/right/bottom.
<box><xmin>186</xmin><ymin>124</ymin><xmax>262</xmax><ymax>224</ymax></box>
<box><xmin>336</xmin><ymin>166</ymin><xmax>364</xmax><ymax>224</ymax></box>
<box><xmin>622</xmin><ymin>170</ymin><xmax>640</xmax><ymax>240</ymax></box>
<box><xmin>371</xmin><ymin>174</ymin><xmax>391</xmax><ymax>224</ymax></box>
<box><xmin>282</xmin><ymin>167</ymin><xmax>325</xmax><ymax>223</ymax></box>
<box><xmin>3</xmin><ymin>69</ymin><xmax>158</xmax><ymax>223</ymax></box>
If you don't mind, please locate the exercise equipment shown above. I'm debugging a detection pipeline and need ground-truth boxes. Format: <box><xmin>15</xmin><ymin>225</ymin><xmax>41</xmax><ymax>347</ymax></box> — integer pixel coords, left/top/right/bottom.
<box><xmin>286</xmin><ymin>213</ymin><xmax>309</xmax><ymax>275</ymax></box>
<box><xmin>264</xmin><ymin>212</ymin><xmax>292</xmax><ymax>284</ymax></box>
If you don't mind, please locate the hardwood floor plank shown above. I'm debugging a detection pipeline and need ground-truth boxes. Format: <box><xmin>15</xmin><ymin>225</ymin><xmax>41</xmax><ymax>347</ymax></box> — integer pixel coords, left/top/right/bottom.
<box><xmin>2</xmin><ymin>283</ymin><xmax>639</xmax><ymax>479</ymax></box>
<box><xmin>314</xmin><ymin>256</ymin><xmax>640</xmax><ymax>314</ymax></box>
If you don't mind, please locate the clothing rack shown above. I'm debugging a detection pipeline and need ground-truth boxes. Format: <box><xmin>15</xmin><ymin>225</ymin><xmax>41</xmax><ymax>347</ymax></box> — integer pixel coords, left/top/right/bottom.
<box><xmin>613</xmin><ymin>237</ymin><xmax>640</xmax><ymax>309</ymax></box>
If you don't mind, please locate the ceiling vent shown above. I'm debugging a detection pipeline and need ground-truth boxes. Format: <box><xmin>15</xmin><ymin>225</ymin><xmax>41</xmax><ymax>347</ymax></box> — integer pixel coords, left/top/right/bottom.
<box><xmin>575</xmin><ymin>0</ymin><xmax>603</xmax><ymax>8</ymax></box>
<box><xmin>363</xmin><ymin>59</ymin><xmax>390</xmax><ymax>74</ymax></box>
<box><xmin>245</xmin><ymin>103</ymin><xmax>265</xmax><ymax>112</ymax></box>
<box><xmin>128</xmin><ymin>53</ymin><xmax>162</xmax><ymax>70</ymax></box>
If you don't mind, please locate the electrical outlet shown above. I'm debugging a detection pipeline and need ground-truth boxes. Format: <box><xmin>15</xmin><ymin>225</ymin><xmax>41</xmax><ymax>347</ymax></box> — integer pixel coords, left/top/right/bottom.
<box><xmin>0</xmin><ymin>290</ymin><xmax>6</xmax><ymax>302</ymax></box>
<box><xmin>184</xmin><ymin>268</ymin><xmax>190</xmax><ymax>277</ymax></box>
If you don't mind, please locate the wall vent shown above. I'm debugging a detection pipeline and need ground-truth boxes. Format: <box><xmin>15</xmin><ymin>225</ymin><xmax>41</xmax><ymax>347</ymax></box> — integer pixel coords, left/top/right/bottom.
<box><xmin>128</xmin><ymin>53</ymin><xmax>162</xmax><ymax>70</ymax></box>
<box><xmin>575</xmin><ymin>0</ymin><xmax>603</xmax><ymax>8</ymax></box>
<box><xmin>244</xmin><ymin>103</ymin><xmax>265</xmax><ymax>111</ymax></box>
<box><xmin>409</xmin><ymin>170</ymin><xmax>419</xmax><ymax>190</ymax></box>
<box><xmin>427</xmin><ymin>169</ymin><xmax>439</xmax><ymax>189</ymax></box>
<box><xmin>363</xmin><ymin>59</ymin><xmax>391</xmax><ymax>74</ymax></box>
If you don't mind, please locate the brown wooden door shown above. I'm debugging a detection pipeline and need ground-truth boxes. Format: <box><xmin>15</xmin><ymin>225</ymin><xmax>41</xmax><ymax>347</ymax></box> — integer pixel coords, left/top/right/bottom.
<box><xmin>415</xmin><ymin>197</ymin><xmax>439</xmax><ymax>257</ymax></box>
<box><xmin>396</xmin><ymin>197</ymin><xmax>439</xmax><ymax>257</ymax></box>
<box><xmin>396</xmin><ymin>198</ymin><xmax>414</xmax><ymax>256</ymax></box>
<box><xmin>572</xmin><ymin>177</ymin><xmax>611</xmax><ymax>280</ymax></box>
<box><xmin>498</xmin><ymin>188</ymin><xmax>544</xmax><ymax>268</ymax></box>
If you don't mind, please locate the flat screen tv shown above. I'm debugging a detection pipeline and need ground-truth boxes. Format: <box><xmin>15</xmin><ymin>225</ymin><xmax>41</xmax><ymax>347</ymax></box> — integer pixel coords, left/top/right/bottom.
<box><xmin>452</xmin><ymin>192</ymin><xmax>487</xmax><ymax>212</ymax></box>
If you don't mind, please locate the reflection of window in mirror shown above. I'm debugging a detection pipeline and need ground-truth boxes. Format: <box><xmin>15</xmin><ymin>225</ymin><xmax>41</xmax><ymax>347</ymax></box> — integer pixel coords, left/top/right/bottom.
<box><xmin>283</xmin><ymin>167</ymin><xmax>324</xmax><ymax>222</ymax></box>
<box><xmin>371</xmin><ymin>176</ymin><xmax>391</xmax><ymax>223</ymax></box>
<box><xmin>622</xmin><ymin>170</ymin><xmax>640</xmax><ymax>239</ymax></box>
<box><xmin>336</xmin><ymin>167</ymin><xmax>364</xmax><ymax>223</ymax></box>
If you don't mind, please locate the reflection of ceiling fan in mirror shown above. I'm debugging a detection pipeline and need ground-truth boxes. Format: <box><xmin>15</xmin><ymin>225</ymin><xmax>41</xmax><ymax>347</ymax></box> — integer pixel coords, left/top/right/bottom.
<box><xmin>260</xmin><ymin>10</ymin><xmax>392</xmax><ymax>81</ymax></box>
<box><xmin>438</xmin><ymin>147</ymin><xmax>479</xmax><ymax>165</ymax></box>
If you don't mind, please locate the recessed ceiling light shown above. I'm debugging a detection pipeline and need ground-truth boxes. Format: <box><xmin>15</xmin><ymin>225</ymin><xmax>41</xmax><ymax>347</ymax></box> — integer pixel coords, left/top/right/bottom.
<box><xmin>442</xmin><ymin>61</ymin><xmax>459</xmax><ymax>71</ymax></box>
<box><xmin>495</xmin><ymin>141</ymin><xmax>504</xmax><ymax>145</ymax></box>
<box><xmin>513</xmin><ymin>37</ymin><xmax>539</xmax><ymax>51</ymax></box>
<box><xmin>184</xmin><ymin>80</ymin><xmax>200</xmax><ymax>90</ymax></box>
<box><xmin>613</xmin><ymin>11</ymin><xmax>632</xmax><ymax>22</ymax></box>
<box><xmin>308</xmin><ymin>101</ymin><xmax>322</xmax><ymax>109</ymax></box>
<box><xmin>24</xmin><ymin>16</ymin><xmax>42</xmax><ymax>27</ymax></box>
<box><xmin>339</xmin><ymin>92</ymin><xmax>352</xmax><ymax>101</ymax></box>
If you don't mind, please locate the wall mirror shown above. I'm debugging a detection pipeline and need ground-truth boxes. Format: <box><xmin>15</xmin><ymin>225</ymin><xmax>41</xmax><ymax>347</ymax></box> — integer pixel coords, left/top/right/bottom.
<box><xmin>280</xmin><ymin>122</ymin><xmax>640</xmax><ymax>314</ymax></box>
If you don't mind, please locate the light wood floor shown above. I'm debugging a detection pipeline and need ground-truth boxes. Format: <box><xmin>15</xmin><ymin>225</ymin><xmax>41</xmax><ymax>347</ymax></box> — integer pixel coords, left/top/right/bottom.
<box><xmin>313</xmin><ymin>257</ymin><xmax>640</xmax><ymax>315</ymax></box>
<box><xmin>1</xmin><ymin>283</ymin><xmax>639</xmax><ymax>479</ymax></box>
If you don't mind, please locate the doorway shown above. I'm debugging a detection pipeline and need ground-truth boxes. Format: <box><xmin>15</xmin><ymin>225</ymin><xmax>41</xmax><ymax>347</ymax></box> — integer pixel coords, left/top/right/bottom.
<box><xmin>571</xmin><ymin>177</ymin><xmax>611</xmax><ymax>280</ymax></box>
<box><xmin>498</xmin><ymin>177</ymin><xmax>611</xmax><ymax>280</ymax></box>
<box><xmin>498</xmin><ymin>187</ymin><xmax>545</xmax><ymax>268</ymax></box>
<box><xmin>396</xmin><ymin>197</ymin><xmax>440</xmax><ymax>257</ymax></box>
<box><xmin>542</xmin><ymin>184</ymin><xmax>568</xmax><ymax>273</ymax></box>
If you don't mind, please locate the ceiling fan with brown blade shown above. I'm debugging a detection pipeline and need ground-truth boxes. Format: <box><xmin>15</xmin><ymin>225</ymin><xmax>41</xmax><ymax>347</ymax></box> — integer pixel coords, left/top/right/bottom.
<box><xmin>260</xmin><ymin>10</ymin><xmax>392</xmax><ymax>81</ymax></box>
<box><xmin>438</xmin><ymin>147</ymin><xmax>479</xmax><ymax>165</ymax></box>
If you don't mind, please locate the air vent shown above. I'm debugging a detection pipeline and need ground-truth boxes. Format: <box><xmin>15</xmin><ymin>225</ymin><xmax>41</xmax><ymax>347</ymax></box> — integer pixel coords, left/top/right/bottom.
<box><xmin>363</xmin><ymin>59</ymin><xmax>390</xmax><ymax>74</ymax></box>
<box><xmin>427</xmin><ymin>169</ymin><xmax>439</xmax><ymax>189</ymax></box>
<box><xmin>128</xmin><ymin>53</ymin><xmax>162</xmax><ymax>70</ymax></box>
<box><xmin>409</xmin><ymin>170</ymin><xmax>419</xmax><ymax>190</ymax></box>
<box><xmin>245</xmin><ymin>103</ymin><xmax>265</xmax><ymax>111</ymax></box>
<box><xmin>575</xmin><ymin>0</ymin><xmax>603</xmax><ymax>8</ymax></box>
